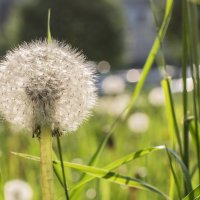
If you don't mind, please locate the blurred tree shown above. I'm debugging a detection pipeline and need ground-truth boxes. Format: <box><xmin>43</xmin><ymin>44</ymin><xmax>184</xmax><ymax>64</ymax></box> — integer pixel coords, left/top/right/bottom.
<box><xmin>150</xmin><ymin>0</ymin><xmax>184</xmax><ymax>65</ymax></box>
<box><xmin>3</xmin><ymin>0</ymin><xmax>125</xmax><ymax>67</ymax></box>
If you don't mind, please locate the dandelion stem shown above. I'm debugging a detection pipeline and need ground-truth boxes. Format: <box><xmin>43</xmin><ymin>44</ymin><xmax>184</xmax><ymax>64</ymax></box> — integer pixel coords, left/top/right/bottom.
<box><xmin>40</xmin><ymin>127</ymin><xmax>54</xmax><ymax>200</ymax></box>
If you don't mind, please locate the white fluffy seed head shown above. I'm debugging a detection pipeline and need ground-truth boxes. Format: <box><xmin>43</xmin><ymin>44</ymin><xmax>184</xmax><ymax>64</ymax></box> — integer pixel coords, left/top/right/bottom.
<box><xmin>0</xmin><ymin>40</ymin><xmax>96</xmax><ymax>135</ymax></box>
<box><xmin>4</xmin><ymin>179</ymin><xmax>33</xmax><ymax>200</ymax></box>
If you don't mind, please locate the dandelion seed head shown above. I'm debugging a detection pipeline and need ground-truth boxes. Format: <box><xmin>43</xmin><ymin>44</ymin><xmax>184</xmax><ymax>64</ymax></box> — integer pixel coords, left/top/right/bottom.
<box><xmin>4</xmin><ymin>179</ymin><xmax>33</xmax><ymax>200</ymax></box>
<box><xmin>148</xmin><ymin>87</ymin><xmax>165</xmax><ymax>107</ymax></box>
<box><xmin>127</xmin><ymin>112</ymin><xmax>150</xmax><ymax>133</ymax></box>
<box><xmin>0</xmin><ymin>40</ymin><xmax>96</xmax><ymax>135</ymax></box>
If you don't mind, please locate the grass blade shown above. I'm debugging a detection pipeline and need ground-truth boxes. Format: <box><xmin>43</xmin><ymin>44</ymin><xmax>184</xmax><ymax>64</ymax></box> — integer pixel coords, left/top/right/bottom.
<box><xmin>166</xmin><ymin>148</ymin><xmax>192</xmax><ymax>193</ymax></box>
<box><xmin>52</xmin><ymin>150</ymin><xmax>66</xmax><ymax>188</ymax></box>
<box><xmin>57</xmin><ymin>161</ymin><xmax>170</xmax><ymax>200</ymax></box>
<box><xmin>70</xmin><ymin>146</ymin><xmax>165</xmax><ymax>192</ymax></box>
<box><xmin>11</xmin><ymin>151</ymin><xmax>169</xmax><ymax>199</ymax></box>
<box><xmin>165</xmin><ymin>147</ymin><xmax>182</xmax><ymax>200</ymax></box>
<box><xmin>47</xmin><ymin>8</ymin><xmax>52</xmax><ymax>43</ymax></box>
<box><xmin>182</xmin><ymin>184</ymin><xmax>200</xmax><ymax>200</ymax></box>
<box><xmin>161</xmin><ymin>78</ymin><xmax>182</xmax><ymax>156</ymax></box>
<box><xmin>186</xmin><ymin>0</ymin><xmax>200</xmax><ymax>181</ymax></box>
<box><xmin>56</xmin><ymin>137</ymin><xmax>69</xmax><ymax>200</ymax></box>
<box><xmin>182</xmin><ymin>0</ymin><xmax>190</xmax><ymax>172</ymax></box>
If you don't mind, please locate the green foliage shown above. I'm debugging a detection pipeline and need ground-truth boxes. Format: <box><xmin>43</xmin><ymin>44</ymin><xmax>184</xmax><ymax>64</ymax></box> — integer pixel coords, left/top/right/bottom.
<box><xmin>13</xmin><ymin>147</ymin><xmax>170</xmax><ymax>200</ymax></box>
<box><xmin>183</xmin><ymin>184</ymin><xmax>200</xmax><ymax>200</ymax></box>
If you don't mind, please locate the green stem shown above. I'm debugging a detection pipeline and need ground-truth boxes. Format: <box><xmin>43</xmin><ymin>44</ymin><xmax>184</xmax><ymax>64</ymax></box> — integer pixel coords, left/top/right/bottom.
<box><xmin>40</xmin><ymin>128</ymin><xmax>54</xmax><ymax>200</ymax></box>
<box><xmin>57</xmin><ymin>136</ymin><xmax>70</xmax><ymax>200</ymax></box>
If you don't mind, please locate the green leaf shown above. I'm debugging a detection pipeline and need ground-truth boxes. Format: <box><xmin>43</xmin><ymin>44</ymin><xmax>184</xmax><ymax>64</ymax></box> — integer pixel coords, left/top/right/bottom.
<box><xmin>165</xmin><ymin>146</ymin><xmax>182</xmax><ymax>200</ymax></box>
<box><xmin>11</xmin><ymin>152</ymin><xmax>169</xmax><ymax>199</ymax></box>
<box><xmin>161</xmin><ymin>78</ymin><xmax>182</xmax><ymax>155</ymax></box>
<box><xmin>56</xmin><ymin>137</ymin><xmax>69</xmax><ymax>200</ymax></box>
<box><xmin>183</xmin><ymin>184</ymin><xmax>200</xmax><ymax>200</ymax></box>
<box><xmin>166</xmin><ymin>148</ymin><xmax>192</xmax><ymax>193</ymax></box>
<box><xmin>70</xmin><ymin>146</ymin><xmax>165</xmax><ymax>192</ymax></box>
<box><xmin>52</xmin><ymin>150</ymin><xmax>66</xmax><ymax>188</ymax></box>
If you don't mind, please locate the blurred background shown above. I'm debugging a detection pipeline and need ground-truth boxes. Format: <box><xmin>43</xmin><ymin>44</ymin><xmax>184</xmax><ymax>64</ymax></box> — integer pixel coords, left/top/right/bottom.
<box><xmin>0</xmin><ymin>0</ymin><xmax>185</xmax><ymax>93</ymax></box>
<box><xmin>0</xmin><ymin>0</ymin><xmax>194</xmax><ymax>200</ymax></box>
<box><xmin>0</xmin><ymin>0</ymin><xmax>182</xmax><ymax>67</ymax></box>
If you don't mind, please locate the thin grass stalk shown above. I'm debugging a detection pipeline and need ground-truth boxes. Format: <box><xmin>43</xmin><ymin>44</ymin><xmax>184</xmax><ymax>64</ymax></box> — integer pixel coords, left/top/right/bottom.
<box><xmin>166</xmin><ymin>149</ymin><xmax>193</xmax><ymax>194</ymax></box>
<box><xmin>40</xmin><ymin>128</ymin><xmax>53</xmax><ymax>200</ymax></box>
<box><xmin>162</xmin><ymin>78</ymin><xmax>183</xmax><ymax>156</ymax></box>
<box><xmin>186</xmin><ymin>1</ymin><xmax>200</xmax><ymax>182</ymax></box>
<box><xmin>166</xmin><ymin>147</ymin><xmax>182</xmax><ymax>200</ymax></box>
<box><xmin>149</xmin><ymin>0</ymin><xmax>167</xmax><ymax>76</ymax></box>
<box><xmin>47</xmin><ymin>9</ymin><xmax>52</xmax><ymax>43</ymax></box>
<box><xmin>189</xmin><ymin>59</ymin><xmax>200</xmax><ymax>182</ymax></box>
<box><xmin>189</xmin><ymin>6</ymin><xmax>200</xmax><ymax>161</ymax></box>
<box><xmin>182</xmin><ymin>0</ymin><xmax>189</xmax><ymax>171</ymax></box>
<box><xmin>188</xmin><ymin>4</ymin><xmax>200</xmax><ymax>119</ymax></box>
<box><xmin>56</xmin><ymin>136</ymin><xmax>70</xmax><ymax>200</ymax></box>
<box><xmin>191</xmin><ymin>5</ymin><xmax>200</xmax><ymax>127</ymax></box>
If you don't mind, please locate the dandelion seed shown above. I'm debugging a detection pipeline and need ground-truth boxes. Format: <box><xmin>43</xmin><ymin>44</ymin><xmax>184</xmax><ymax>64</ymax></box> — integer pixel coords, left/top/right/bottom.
<box><xmin>86</xmin><ymin>188</ymin><xmax>96</xmax><ymax>199</ymax></box>
<box><xmin>4</xmin><ymin>179</ymin><xmax>33</xmax><ymax>200</ymax></box>
<box><xmin>0</xmin><ymin>40</ymin><xmax>96</xmax><ymax>136</ymax></box>
<box><xmin>102</xmin><ymin>75</ymin><xmax>125</xmax><ymax>94</ymax></box>
<box><xmin>127</xmin><ymin>112</ymin><xmax>150</xmax><ymax>133</ymax></box>
<box><xmin>148</xmin><ymin>87</ymin><xmax>165</xmax><ymax>107</ymax></box>
<box><xmin>97</xmin><ymin>94</ymin><xmax>130</xmax><ymax>116</ymax></box>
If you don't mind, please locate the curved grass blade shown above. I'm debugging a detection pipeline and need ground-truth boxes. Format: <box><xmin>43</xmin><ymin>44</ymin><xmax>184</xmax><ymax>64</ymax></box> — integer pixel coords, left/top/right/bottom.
<box><xmin>11</xmin><ymin>146</ymin><xmax>169</xmax><ymax>199</ymax></box>
<box><xmin>70</xmin><ymin>146</ymin><xmax>165</xmax><ymax>192</ymax></box>
<box><xmin>183</xmin><ymin>184</ymin><xmax>200</xmax><ymax>200</ymax></box>
<box><xmin>11</xmin><ymin>152</ymin><xmax>170</xmax><ymax>199</ymax></box>
<box><xmin>166</xmin><ymin>148</ymin><xmax>192</xmax><ymax>193</ymax></box>
<box><xmin>166</xmin><ymin>147</ymin><xmax>182</xmax><ymax>200</ymax></box>
<box><xmin>12</xmin><ymin>145</ymin><xmax>191</xmax><ymax>199</ymax></box>
<box><xmin>54</xmin><ymin>161</ymin><xmax>170</xmax><ymax>200</ymax></box>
